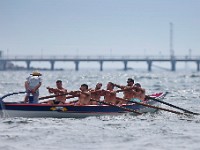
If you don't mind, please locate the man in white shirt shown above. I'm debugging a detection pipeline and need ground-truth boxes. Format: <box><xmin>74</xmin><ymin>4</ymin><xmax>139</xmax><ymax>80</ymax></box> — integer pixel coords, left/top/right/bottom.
<box><xmin>24</xmin><ymin>71</ymin><xmax>42</xmax><ymax>103</ymax></box>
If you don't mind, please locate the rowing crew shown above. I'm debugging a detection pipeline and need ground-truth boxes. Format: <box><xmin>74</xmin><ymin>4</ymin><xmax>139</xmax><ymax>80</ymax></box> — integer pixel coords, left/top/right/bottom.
<box><xmin>24</xmin><ymin>71</ymin><xmax>145</xmax><ymax>105</ymax></box>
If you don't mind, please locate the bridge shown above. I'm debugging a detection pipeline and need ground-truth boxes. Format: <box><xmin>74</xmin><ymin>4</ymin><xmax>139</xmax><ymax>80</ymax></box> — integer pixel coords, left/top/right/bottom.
<box><xmin>0</xmin><ymin>55</ymin><xmax>200</xmax><ymax>71</ymax></box>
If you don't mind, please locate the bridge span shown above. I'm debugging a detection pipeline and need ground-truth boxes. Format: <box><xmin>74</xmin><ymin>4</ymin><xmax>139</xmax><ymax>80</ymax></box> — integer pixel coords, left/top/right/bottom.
<box><xmin>0</xmin><ymin>55</ymin><xmax>200</xmax><ymax>71</ymax></box>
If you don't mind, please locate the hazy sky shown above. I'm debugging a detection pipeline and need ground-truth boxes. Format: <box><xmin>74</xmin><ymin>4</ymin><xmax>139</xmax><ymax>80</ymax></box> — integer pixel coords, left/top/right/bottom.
<box><xmin>1</xmin><ymin>0</ymin><xmax>200</xmax><ymax>57</ymax></box>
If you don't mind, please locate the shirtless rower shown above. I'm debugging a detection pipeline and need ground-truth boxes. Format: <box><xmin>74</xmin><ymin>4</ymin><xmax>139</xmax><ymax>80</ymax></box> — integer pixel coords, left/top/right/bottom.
<box><xmin>102</xmin><ymin>82</ymin><xmax>117</xmax><ymax>104</ymax></box>
<box><xmin>90</xmin><ymin>82</ymin><xmax>103</xmax><ymax>105</ymax></box>
<box><xmin>76</xmin><ymin>84</ymin><xmax>91</xmax><ymax>105</ymax></box>
<box><xmin>115</xmin><ymin>78</ymin><xmax>135</xmax><ymax>104</ymax></box>
<box><xmin>132</xmin><ymin>83</ymin><xmax>146</xmax><ymax>102</ymax></box>
<box><xmin>46</xmin><ymin>80</ymin><xmax>68</xmax><ymax>104</ymax></box>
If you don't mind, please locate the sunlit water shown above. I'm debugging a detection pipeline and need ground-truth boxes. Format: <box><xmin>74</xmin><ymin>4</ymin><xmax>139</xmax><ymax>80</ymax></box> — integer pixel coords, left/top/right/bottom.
<box><xmin>0</xmin><ymin>70</ymin><xmax>200</xmax><ymax>150</ymax></box>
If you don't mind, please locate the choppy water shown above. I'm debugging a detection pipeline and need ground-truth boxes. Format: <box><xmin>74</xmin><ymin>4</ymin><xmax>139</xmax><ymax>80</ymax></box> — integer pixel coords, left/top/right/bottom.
<box><xmin>0</xmin><ymin>70</ymin><xmax>200</xmax><ymax>150</ymax></box>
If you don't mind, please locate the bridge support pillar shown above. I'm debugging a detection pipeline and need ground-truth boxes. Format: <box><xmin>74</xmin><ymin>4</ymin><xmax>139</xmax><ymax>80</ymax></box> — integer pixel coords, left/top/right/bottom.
<box><xmin>75</xmin><ymin>61</ymin><xmax>79</xmax><ymax>71</ymax></box>
<box><xmin>171</xmin><ymin>60</ymin><xmax>176</xmax><ymax>71</ymax></box>
<box><xmin>0</xmin><ymin>60</ymin><xmax>7</xmax><ymax>70</ymax></box>
<box><xmin>99</xmin><ymin>61</ymin><xmax>103</xmax><ymax>71</ymax></box>
<box><xmin>26</xmin><ymin>60</ymin><xmax>31</xmax><ymax>70</ymax></box>
<box><xmin>3</xmin><ymin>61</ymin><xmax>7</xmax><ymax>70</ymax></box>
<box><xmin>197</xmin><ymin>61</ymin><xmax>200</xmax><ymax>71</ymax></box>
<box><xmin>147</xmin><ymin>60</ymin><xmax>152</xmax><ymax>72</ymax></box>
<box><xmin>124</xmin><ymin>61</ymin><xmax>128</xmax><ymax>71</ymax></box>
<box><xmin>50</xmin><ymin>61</ymin><xmax>55</xmax><ymax>70</ymax></box>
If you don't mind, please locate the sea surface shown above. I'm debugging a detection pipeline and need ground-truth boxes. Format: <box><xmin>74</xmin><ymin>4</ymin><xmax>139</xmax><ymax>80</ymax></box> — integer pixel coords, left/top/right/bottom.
<box><xmin>0</xmin><ymin>70</ymin><xmax>200</xmax><ymax>150</ymax></box>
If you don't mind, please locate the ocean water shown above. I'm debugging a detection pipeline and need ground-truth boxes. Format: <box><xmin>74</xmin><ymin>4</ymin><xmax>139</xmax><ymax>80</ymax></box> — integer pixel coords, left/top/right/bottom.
<box><xmin>0</xmin><ymin>70</ymin><xmax>200</xmax><ymax>150</ymax></box>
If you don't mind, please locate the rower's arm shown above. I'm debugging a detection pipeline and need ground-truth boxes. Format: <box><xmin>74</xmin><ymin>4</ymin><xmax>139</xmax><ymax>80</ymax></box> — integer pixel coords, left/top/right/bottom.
<box><xmin>104</xmin><ymin>90</ymin><xmax>116</xmax><ymax>95</ymax></box>
<box><xmin>114</xmin><ymin>84</ymin><xmax>121</xmax><ymax>88</ymax></box>
<box><xmin>56</xmin><ymin>89</ymin><xmax>67</xmax><ymax>94</ymax></box>
<box><xmin>47</xmin><ymin>87</ymin><xmax>58</xmax><ymax>93</ymax></box>
<box><xmin>81</xmin><ymin>91</ymin><xmax>91</xmax><ymax>96</ymax></box>
<box><xmin>68</xmin><ymin>90</ymin><xmax>81</xmax><ymax>96</ymax></box>
<box><xmin>114</xmin><ymin>84</ymin><xmax>125</xmax><ymax>89</ymax></box>
<box><xmin>91</xmin><ymin>89</ymin><xmax>103</xmax><ymax>94</ymax></box>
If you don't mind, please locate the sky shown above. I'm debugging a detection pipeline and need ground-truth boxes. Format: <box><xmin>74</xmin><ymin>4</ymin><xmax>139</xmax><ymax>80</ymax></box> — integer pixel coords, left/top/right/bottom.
<box><xmin>0</xmin><ymin>0</ymin><xmax>200</xmax><ymax>58</ymax></box>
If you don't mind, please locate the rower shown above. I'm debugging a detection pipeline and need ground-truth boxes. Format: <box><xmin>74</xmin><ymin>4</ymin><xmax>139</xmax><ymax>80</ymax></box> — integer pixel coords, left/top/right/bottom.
<box><xmin>46</xmin><ymin>80</ymin><xmax>68</xmax><ymax>105</ymax></box>
<box><xmin>102</xmin><ymin>82</ymin><xmax>117</xmax><ymax>104</ymax></box>
<box><xmin>131</xmin><ymin>83</ymin><xmax>146</xmax><ymax>102</ymax></box>
<box><xmin>75</xmin><ymin>84</ymin><xmax>91</xmax><ymax>105</ymax></box>
<box><xmin>90</xmin><ymin>82</ymin><xmax>103</xmax><ymax>105</ymax></box>
<box><xmin>114</xmin><ymin>78</ymin><xmax>135</xmax><ymax>104</ymax></box>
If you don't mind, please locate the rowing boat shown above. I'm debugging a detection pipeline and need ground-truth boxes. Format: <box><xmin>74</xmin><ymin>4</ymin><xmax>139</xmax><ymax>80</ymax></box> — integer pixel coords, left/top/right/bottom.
<box><xmin>0</xmin><ymin>92</ymin><xmax>167</xmax><ymax>118</ymax></box>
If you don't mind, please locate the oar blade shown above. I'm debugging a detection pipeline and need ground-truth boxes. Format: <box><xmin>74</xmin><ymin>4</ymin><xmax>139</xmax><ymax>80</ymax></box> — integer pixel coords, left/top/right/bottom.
<box><xmin>1</xmin><ymin>91</ymin><xmax>26</xmax><ymax>100</ymax></box>
<box><xmin>146</xmin><ymin>94</ymin><xmax>200</xmax><ymax>115</ymax></box>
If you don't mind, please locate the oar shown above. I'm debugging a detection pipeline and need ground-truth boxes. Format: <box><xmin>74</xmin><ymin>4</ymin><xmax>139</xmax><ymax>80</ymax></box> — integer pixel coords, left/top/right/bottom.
<box><xmin>116</xmin><ymin>87</ymin><xmax>135</xmax><ymax>93</ymax></box>
<box><xmin>116</xmin><ymin>97</ymin><xmax>189</xmax><ymax>116</ymax></box>
<box><xmin>39</xmin><ymin>92</ymin><xmax>72</xmax><ymax>100</ymax></box>
<box><xmin>146</xmin><ymin>95</ymin><xmax>200</xmax><ymax>115</ymax></box>
<box><xmin>90</xmin><ymin>98</ymin><xmax>142</xmax><ymax>115</ymax></box>
<box><xmin>39</xmin><ymin>95</ymin><xmax>78</xmax><ymax>103</ymax></box>
<box><xmin>0</xmin><ymin>91</ymin><xmax>26</xmax><ymax>116</ymax></box>
<box><xmin>0</xmin><ymin>91</ymin><xmax>26</xmax><ymax>101</ymax></box>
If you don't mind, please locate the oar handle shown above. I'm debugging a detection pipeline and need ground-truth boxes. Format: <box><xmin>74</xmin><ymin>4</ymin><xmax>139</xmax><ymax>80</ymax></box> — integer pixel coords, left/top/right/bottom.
<box><xmin>66</xmin><ymin>95</ymin><xmax>78</xmax><ymax>99</ymax></box>
<box><xmin>39</xmin><ymin>92</ymin><xmax>70</xmax><ymax>100</ymax></box>
<box><xmin>116</xmin><ymin>87</ymin><xmax>141</xmax><ymax>93</ymax></box>
<box><xmin>39</xmin><ymin>95</ymin><xmax>78</xmax><ymax>103</ymax></box>
<box><xmin>116</xmin><ymin>89</ymin><xmax>128</xmax><ymax>93</ymax></box>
